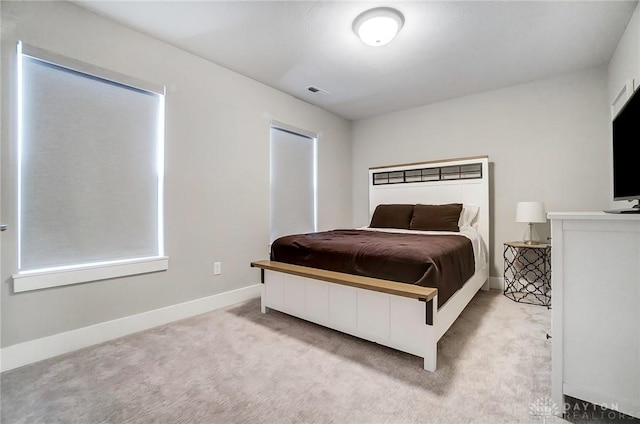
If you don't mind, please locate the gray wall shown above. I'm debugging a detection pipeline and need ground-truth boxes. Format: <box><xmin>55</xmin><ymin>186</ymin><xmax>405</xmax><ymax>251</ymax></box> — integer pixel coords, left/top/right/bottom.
<box><xmin>350</xmin><ymin>2</ymin><xmax>640</xmax><ymax>281</ymax></box>
<box><xmin>609</xmin><ymin>3</ymin><xmax>640</xmax><ymax>105</ymax></box>
<box><xmin>2</xmin><ymin>0</ymin><xmax>638</xmax><ymax>349</ymax></box>
<box><xmin>0</xmin><ymin>1</ymin><xmax>352</xmax><ymax>347</ymax></box>
<box><xmin>608</xmin><ymin>3</ymin><xmax>640</xmax><ymax>211</ymax></box>
<box><xmin>351</xmin><ymin>67</ymin><xmax>611</xmax><ymax>279</ymax></box>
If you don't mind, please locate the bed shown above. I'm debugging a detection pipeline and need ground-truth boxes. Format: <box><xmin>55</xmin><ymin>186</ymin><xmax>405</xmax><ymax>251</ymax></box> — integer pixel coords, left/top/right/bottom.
<box><xmin>251</xmin><ymin>156</ymin><xmax>490</xmax><ymax>371</ymax></box>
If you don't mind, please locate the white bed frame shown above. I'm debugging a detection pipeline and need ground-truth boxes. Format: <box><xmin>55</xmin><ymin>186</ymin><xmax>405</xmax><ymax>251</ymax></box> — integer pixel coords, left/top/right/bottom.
<box><xmin>252</xmin><ymin>156</ymin><xmax>490</xmax><ymax>371</ymax></box>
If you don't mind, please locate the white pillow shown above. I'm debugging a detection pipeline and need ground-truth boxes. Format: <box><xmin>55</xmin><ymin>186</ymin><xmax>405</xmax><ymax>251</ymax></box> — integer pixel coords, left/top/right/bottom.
<box><xmin>459</xmin><ymin>205</ymin><xmax>480</xmax><ymax>229</ymax></box>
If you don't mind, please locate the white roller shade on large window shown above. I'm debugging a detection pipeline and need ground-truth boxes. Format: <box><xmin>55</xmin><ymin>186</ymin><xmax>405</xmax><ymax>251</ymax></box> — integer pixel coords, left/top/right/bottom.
<box><xmin>14</xmin><ymin>42</ymin><xmax>167</xmax><ymax>292</ymax></box>
<box><xmin>270</xmin><ymin>124</ymin><xmax>317</xmax><ymax>243</ymax></box>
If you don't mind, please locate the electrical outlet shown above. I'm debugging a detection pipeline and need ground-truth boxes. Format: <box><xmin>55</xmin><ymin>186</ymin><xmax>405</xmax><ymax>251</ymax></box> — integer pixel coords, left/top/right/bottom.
<box><xmin>214</xmin><ymin>262</ymin><xmax>222</xmax><ymax>275</ymax></box>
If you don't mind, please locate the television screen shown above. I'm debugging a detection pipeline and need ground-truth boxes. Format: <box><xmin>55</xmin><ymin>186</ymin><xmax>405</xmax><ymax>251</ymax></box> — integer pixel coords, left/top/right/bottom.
<box><xmin>612</xmin><ymin>86</ymin><xmax>640</xmax><ymax>203</ymax></box>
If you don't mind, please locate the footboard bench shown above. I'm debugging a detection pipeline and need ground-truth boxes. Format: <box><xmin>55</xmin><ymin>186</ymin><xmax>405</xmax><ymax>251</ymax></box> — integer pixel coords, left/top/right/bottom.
<box><xmin>251</xmin><ymin>260</ymin><xmax>437</xmax><ymax>301</ymax></box>
<box><xmin>251</xmin><ymin>260</ymin><xmax>442</xmax><ymax>370</ymax></box>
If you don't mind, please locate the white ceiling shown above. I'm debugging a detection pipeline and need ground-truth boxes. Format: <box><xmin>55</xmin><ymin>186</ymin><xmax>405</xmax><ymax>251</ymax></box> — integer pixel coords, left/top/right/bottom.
<box><xmin>73</xmin><ymin>1</ymin><xmax>638</xmax><ymax>120</ymax></box>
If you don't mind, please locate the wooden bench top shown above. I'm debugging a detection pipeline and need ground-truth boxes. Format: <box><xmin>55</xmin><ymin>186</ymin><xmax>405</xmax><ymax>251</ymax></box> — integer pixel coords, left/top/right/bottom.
<box><xmin>251</xmin><ymin>260</ymin><xmax>437</xmax><ymax>302</ymax></box>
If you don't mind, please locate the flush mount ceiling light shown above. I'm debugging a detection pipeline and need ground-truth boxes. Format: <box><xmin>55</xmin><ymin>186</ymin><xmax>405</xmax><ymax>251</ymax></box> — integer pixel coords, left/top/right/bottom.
<box><xmin>353</xmin><ymin>7</ymin><xmax>404</xmax><ymax>47</ymax></box>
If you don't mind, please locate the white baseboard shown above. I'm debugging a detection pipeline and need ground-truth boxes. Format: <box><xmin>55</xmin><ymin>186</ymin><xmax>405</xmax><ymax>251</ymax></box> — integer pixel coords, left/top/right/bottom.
<box><xmin>0</xmin><ymin>284</ymin><xmax>261</xmax><ymax>372</ymax></box>
<box><xmin>489</xmin><ymin>276</ymin><xmax>504</xmax><ymax>291</ymax></box>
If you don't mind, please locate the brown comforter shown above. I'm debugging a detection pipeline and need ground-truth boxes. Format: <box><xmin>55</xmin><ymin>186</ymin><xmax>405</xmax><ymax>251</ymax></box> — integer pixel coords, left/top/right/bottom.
<box><xmin>270</xmin><ymin>229</ymin><xmax>475</xmax><ymax>307</ymax></box>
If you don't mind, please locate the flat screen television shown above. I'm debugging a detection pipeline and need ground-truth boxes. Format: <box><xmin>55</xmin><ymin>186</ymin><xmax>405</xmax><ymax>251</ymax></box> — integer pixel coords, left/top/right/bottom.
<box><xmin>608</xmin><ymin>85</ymin><xmax>640</xmax><ymax>213</ymax></box>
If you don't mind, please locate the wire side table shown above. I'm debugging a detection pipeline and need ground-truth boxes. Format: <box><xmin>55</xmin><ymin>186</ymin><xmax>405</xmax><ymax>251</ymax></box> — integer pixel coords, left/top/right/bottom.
<box><xmin>503</xmin><ymin>241</ymin><xmax>551</xmax><ymax>307</ymax></box>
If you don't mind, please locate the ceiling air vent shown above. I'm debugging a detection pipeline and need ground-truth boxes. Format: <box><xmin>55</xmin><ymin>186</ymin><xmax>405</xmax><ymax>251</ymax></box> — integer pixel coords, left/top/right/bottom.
<box><xmin>306</xmin><ymin>86</ymin><xmax>330</xmax><ymax>95</ymax></box>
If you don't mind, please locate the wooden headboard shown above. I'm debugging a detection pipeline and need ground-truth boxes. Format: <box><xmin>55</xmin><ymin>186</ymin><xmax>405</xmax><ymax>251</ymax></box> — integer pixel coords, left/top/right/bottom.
<box><xmin>368</xmin><ymin>155</ymin><xmax>490</xmax><ymax>265</ymax></box>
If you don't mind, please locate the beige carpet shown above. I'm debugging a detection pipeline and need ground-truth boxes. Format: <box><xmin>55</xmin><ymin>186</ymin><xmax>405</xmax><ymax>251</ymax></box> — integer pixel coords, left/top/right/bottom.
<box><xmin>0</xmin><ymin>289</ymin><xmax>632</xmax><ymax>423</ymax></box>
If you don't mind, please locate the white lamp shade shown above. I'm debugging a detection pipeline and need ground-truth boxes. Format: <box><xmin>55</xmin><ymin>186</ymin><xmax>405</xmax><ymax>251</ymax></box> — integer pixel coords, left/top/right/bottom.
<box><xmin>353</xmin><ymin>7</ymin><xmax>404</xmax><ymax>47</ymax></box>
<box><xmin>516</xmin><ymin>201</ymin><xmax>546</xmax><ymax>223</ymax></box>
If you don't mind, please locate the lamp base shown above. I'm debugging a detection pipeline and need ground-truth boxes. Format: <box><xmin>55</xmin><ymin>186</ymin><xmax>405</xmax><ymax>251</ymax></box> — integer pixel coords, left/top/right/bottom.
<box><xmin>523</xmin><ymin>240</ymin><xmax>542</xmax><ymax>246</ymax></box>
<box><xmin>522</xmin><ymin>224</ymin><xmax>542</xmax><ymax>245</ymax></box>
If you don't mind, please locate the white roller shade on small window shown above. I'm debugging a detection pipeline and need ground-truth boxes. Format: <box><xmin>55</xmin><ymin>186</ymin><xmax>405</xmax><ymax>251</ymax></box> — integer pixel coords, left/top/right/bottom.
<box><xmin>14</xmin><ymin>42</ymin><xmax>166</xmax><ymax>292</ymax></box>
<box><xmin>270</xmin><ymin>125</ymin><xmax>317</xmax><ymax>243</ymax></box>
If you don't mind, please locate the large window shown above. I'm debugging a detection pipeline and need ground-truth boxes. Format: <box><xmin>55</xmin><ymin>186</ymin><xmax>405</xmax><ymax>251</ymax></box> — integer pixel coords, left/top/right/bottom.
<box><xmin>269</xmin><ymin>122</ymin><xmax>317</xmax><ymax>243</ymax></box>
<box><xmin>13</xmin><ymin>42</ymin><xmax>167</xmax><ymax>292</ymax></box>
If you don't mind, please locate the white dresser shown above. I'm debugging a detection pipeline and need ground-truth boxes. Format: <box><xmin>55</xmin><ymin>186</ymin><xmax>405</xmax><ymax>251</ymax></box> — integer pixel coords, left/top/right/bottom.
<box><xmin>549</xmin><ymin>212</ymin><xmax>640</xmax><ymax>419</ymax></box>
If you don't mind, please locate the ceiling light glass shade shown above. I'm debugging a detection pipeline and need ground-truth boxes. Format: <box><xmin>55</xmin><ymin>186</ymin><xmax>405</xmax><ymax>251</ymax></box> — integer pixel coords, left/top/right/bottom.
<box><xmin>353</xmin><ymin>7</ymin><xmax>404</xmax><ymax>47</ymax></box>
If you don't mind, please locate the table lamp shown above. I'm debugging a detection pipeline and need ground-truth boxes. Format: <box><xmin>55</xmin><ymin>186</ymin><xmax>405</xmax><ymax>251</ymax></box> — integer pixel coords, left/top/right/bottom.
<box><xmin>516</xmin><ymin>201</ymin><xmax>546</xmax><ymax>245</ymax></box>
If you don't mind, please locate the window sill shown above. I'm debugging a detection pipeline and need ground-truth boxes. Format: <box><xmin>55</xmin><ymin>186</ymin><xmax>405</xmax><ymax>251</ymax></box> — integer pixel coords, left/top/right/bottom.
<box><xmin>12</xmin><ymin>256</ymin><xmax>169</xmax><ymax>293</ymax></box>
